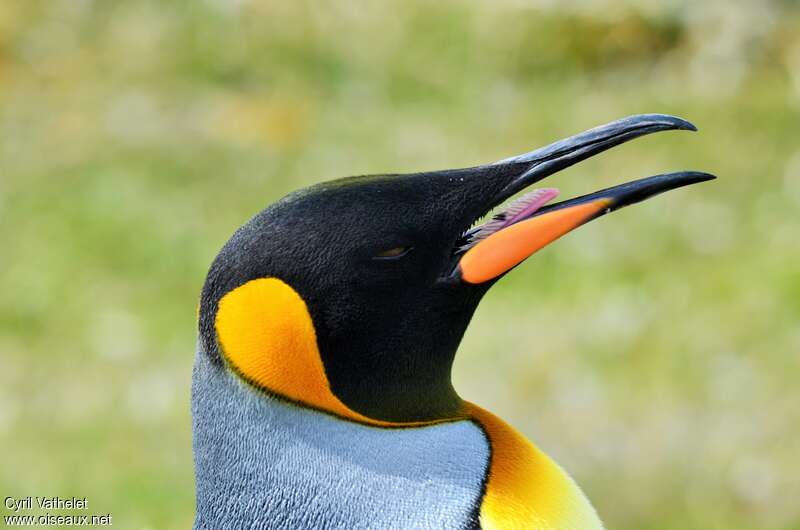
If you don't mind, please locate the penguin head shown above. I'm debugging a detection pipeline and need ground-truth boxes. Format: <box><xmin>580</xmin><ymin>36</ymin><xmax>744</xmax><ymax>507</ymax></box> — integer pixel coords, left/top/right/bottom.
<box><xmin>199</xmin><ymin>114</ymin><xmax>714</xmax><ymax>423</ymax></box>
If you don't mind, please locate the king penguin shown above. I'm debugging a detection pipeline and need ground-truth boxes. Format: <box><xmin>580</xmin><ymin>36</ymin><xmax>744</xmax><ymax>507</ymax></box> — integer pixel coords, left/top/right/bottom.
<box><xmin>192</xmin><ymin>114</ymin><xmax>714</xmax><ymax>530</ymax></box>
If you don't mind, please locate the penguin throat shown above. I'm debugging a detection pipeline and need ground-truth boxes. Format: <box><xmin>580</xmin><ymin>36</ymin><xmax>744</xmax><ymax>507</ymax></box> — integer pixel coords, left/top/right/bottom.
<box><xmin>324</xmin><ymin>350</ymin><xmax>466</xmax><ymax>423</ymax></box>
<box><xmin>315</xmin><ymin>303</ymin><xmax>476</xmax><ymax>423</ymax></box>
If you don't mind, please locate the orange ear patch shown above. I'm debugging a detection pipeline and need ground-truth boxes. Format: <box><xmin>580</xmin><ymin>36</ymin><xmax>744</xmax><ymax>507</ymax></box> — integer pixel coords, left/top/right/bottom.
<box><xmin>215</xmin><ymin>278</ymin><xmax>443</xmax><ymax>427</ymax></box>
<box><xmin>215</xmin><ymin>278</ymin><xmax>339</xmax><ymax>411</ymax></box>
<box><xmin>466</xmin><ymin>402</ymin><xmax>604</xmax><ymax>530</ymax></box>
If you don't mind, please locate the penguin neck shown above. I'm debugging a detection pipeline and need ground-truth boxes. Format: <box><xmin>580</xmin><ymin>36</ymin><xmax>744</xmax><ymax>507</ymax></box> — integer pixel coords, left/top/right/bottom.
<box><xmin>317</xmin><ymin>325</ymin><xmax>469</xmax><ymax>422</ymax></box>
<box><xmin>204</xmin><ymin>275</ymin><xmax>468</xmax><ymax>424</ymax></box>
<box><xmin>325</xmin><ymin>351</ymin><xmax>464</xmax><ymax>422</ymax></box>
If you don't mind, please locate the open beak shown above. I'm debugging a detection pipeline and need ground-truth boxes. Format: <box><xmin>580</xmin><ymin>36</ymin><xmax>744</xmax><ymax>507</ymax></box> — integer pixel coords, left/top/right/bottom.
<box><xmin>452</xmin><ymin>114</ymin><xmax>716</xmax><ymax>285</ymax></box>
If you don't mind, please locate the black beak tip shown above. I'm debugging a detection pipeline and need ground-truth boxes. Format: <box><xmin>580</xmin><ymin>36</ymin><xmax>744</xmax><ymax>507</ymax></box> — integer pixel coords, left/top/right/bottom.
<box><xmin>639</xmin><ymin>113</ymin><xmax>698</xmax><ymax>133</ymax></box>
<box><xmin>606</xmin><ymin>170</ymin><xmax>717</xmax><ymax>210</ymax></box>
<box><xmin>679</xmin><ymin>170</ymin><xmax>716</xmax><ymax>183</ymax></box>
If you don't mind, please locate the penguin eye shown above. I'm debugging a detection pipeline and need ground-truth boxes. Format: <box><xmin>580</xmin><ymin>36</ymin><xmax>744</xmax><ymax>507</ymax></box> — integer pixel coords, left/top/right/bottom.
<box><xmin>373</xmin><ymin>246</ymin><xmax>413</xmax><ymax>259</ymax></box>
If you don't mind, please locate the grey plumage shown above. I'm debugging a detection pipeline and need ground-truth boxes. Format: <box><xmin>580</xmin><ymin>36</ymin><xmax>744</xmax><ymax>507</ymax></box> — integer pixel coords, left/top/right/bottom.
<box><xmin>192</xmin><ymin>346</ymin><xmax>490</xmax><ymax>530</ymax></box>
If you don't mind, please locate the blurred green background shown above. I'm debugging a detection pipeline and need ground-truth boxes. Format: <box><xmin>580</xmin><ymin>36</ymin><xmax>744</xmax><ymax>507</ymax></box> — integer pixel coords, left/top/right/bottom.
<box><xmin>2</xmin><ymin>0</ymin><xmax>799</xmax><ymax>528</ymax></box>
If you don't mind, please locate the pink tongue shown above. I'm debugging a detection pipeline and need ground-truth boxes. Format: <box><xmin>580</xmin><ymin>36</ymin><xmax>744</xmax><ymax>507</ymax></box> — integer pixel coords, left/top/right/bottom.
<box><xmin>501</xmin><ymin>188</ymin><xmax>560</xmax><ymax>228</ymax></box>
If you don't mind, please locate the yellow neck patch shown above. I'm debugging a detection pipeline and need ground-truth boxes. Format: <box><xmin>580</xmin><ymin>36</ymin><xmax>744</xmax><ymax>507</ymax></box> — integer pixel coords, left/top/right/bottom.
<box><xmin>465</xmin><ymin>402</ymin><xmax>604</xmax><ymax>530</ymax></box>
<box><xmin>215</xmin><ymin>277</ymin><xmax>448</xmax><ymax>427</ymax></box>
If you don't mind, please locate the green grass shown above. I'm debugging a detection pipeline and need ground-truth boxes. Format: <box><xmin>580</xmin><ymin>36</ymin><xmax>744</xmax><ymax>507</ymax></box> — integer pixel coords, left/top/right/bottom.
<box><xmin>2</xmin><ymin>1</ymin><xmax>799</xmax><ymax>528</ymax></box>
